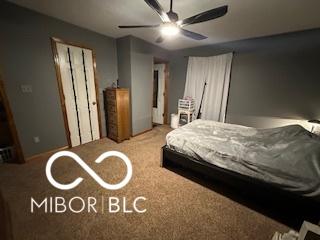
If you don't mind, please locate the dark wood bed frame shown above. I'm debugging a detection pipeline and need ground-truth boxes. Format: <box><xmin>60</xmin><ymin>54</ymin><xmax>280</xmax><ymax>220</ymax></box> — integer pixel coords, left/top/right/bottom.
<box><xmin>161</xmin><ymin>145</ymin><xmax>320</xmax><ymax>228</ymax></box>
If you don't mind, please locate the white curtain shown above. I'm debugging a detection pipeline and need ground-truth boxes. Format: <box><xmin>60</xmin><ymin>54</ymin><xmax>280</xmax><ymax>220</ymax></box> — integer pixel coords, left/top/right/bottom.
<box><xmin>183</xmin><ymin>57</ymin><xmax>209</xmax><ymax>116</ymax></box>
<box><xmin>183</xmin><ymin>53</ymin><xmax>233</xmax><ymax>122</ymax></box>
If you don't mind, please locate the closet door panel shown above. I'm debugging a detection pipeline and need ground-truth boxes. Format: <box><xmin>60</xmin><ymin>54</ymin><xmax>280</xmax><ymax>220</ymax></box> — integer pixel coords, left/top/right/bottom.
<box><xmin>56</xmin><ymin>43</ymin><xmax>80</xmax><ymax>146</ymax></box>
<box><xmin>71</xmin><ymin>46</ymin><xmax>92</xmax><ymax>144</ymax></box>
<box><xmin>55</xmin><ymin>42</ymin><xmax>100</xmax><ymax>147</ymax></box>
<box><xmin>83</xmin><ymin>49</ymin><xmax>100</xmax><ymax>141</ymax></box>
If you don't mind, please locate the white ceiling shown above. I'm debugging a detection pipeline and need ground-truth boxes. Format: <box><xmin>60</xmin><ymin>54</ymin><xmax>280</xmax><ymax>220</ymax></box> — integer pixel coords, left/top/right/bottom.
<box><xmin>8</xmin><ymin>0</ymin><xmax>320</xmax><ymax>50</ymax></box>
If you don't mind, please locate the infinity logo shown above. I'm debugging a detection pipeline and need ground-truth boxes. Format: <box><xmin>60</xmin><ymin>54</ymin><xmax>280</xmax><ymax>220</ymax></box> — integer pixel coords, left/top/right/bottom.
<box><xmin>46</xmin><ymin>151</ymin><xmax>132</xmax><ymax>190</ymax></box>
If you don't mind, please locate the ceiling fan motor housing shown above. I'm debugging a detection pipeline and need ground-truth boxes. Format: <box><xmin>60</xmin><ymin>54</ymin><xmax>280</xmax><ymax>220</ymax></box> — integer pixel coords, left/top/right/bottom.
<box><xmin>167</xmin><ymin>11</ymin><xmax>179</xmax><ymax>22</ymax></box>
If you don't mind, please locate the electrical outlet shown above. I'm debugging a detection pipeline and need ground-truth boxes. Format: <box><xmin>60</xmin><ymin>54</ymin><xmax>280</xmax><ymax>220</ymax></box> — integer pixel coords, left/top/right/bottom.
<box><xmin>21</xmin><ymin>85</ymin><xmax>33</xmax><ymax>93</ymax></box>
<box><xmin>33</xmin><ymin>136</ymin><xmax>40</xmax><ymax>143</ymax></box>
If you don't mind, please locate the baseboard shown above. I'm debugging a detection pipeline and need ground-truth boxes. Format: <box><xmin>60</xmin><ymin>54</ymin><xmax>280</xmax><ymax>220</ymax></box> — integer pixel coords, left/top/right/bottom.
<box><xmin>132</xmin><ymin>128</ymin><xmax>152</xmax><ymax>137</ymax></box>
<box><xmin>26</xmin><ymin>145</ymin><xmax>69</xmax><ymax>162</ymax></box>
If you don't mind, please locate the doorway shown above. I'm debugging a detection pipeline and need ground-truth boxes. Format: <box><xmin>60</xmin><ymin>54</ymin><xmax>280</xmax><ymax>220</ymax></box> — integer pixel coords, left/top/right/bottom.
<box><xmin>152</xmin><ymin>58</ymin><xmax>169</xmax><ymax>125</ymax></box>
<box><xmin>0</xmin><ymin>79</ymin><xmax>24</xmax><ymax>163</ymax></box>
<box><xmin>51</xmin><ymin>38</ymin><xmax>101</xmax><ymax>147</ymax></box>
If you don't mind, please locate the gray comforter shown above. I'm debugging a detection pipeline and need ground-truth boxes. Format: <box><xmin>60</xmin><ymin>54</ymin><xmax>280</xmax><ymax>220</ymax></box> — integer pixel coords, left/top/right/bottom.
<box><xmin>166</xmin><ymin>120</ymin><xmax>320</xmax><ymax>199</ymax></box>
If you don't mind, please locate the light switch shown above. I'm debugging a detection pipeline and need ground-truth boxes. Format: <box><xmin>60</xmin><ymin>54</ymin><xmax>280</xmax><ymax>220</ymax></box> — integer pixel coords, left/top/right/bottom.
<box><xmin>33</xmin><ymin>136</ymin><xmax>40</xmax><ymax>143</ymax></box>
<box><xmin>21</xmin><ymin>85</ymin><xmax>33</xmax><ymax>93</ymax></box>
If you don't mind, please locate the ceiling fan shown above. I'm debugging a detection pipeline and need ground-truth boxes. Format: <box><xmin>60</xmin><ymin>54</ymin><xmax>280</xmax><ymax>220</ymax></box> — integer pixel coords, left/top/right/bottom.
<box><xmin>118</xmin><ymin>0</ymin><xmax>228</xmax><ymax>43</ymax></box>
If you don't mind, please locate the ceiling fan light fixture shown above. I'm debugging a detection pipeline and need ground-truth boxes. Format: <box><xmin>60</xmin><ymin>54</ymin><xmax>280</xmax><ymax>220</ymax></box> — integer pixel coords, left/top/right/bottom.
<box><xmin>119</xmin><ymin>0</ymin><xmax>228</xmax><ymax>43</ymax></box>
<box><xmin>160</xmin><ymin>23</ymin><xmax>180</xmax><ymax>37</ymax></box>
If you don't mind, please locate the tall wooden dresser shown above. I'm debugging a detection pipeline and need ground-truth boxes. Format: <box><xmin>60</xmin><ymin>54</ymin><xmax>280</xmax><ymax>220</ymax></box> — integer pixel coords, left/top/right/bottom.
<box><xmin>104</xmin><ymin>88</ymin><xmax>130</xmax><ymax>143</ymax></box>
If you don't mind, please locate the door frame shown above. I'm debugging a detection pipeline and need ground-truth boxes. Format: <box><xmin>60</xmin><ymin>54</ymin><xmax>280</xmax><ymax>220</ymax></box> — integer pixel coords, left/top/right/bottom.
<box><xmin>153</xmin><ymin>58</ymin><xmax>169</xmax><ymax>125</ymax></box>
<box><xmin>0</xmin><ymin>78</ymin><xmax>25</xmax><ymax>163</ymax></box>
<box><xmin>51</xmin><ymin>37</ymin><xmax>102</xmax><ymax>147</ymax></box>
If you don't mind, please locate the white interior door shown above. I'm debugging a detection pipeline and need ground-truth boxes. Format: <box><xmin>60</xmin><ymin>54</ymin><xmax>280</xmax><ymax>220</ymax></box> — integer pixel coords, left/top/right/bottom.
<box><xmin>152</xmin><ymin>64</ymin><xmax>165</xmax><ymax>124</ymax></box>
<box><xmin>56</xmin><ymin>43</ymin><xmax>100</xmax><ymax>147</ymax></box>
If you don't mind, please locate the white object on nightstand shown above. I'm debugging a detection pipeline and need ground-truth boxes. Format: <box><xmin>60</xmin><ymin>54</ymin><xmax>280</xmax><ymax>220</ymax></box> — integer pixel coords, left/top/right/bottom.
<box><xmin>298</xmin><ymin>221</ymin><xmax>320</xmax><ymax>240</ymax></box>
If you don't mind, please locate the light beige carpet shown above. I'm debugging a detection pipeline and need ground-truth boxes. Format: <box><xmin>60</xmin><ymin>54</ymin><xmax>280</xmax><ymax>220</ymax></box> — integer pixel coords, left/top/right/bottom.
<box><xmin>0</xmin><ymin>125</ymin><xmax>288</xmax><ymax>240</ymax></box>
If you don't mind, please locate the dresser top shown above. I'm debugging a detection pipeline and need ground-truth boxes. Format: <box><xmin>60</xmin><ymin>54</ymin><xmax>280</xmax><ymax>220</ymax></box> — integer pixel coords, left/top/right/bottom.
<box><xmin>106</xmin><ymin>87</ymin><xmax>129</xmax><ymax>91</ymax></box>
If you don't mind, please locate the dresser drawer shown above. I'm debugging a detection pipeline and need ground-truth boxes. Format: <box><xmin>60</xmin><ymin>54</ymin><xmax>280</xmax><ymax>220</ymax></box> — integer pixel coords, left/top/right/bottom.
<box><xmin>107</xmin><ymin>103</ymin><xmax>117</xmax><ymax>113</ymax></box>
<box><xmin>106</xmin><ymin>96</ymin><xmax>116</xmax><ymax>106</ymax></box>
<box><xmin>107</xmin><ymin>112</ymin><xmax>117</xmax><ymax>125</ymax></box>
<box><xmin>106</xmin><ymin>90</ymin><xmax>116</xmax><ymax>101</ymax></box>
<box><xmin>108</xmin><ymin>123</ymin><xmax>118</xmax><ymax>137</ymax></box>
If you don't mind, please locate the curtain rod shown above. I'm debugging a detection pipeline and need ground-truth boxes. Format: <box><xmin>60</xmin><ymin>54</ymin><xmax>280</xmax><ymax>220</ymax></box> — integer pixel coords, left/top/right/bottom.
<box><xmin>183</xmin><ymin>52</ymin><xmax>234</xmax><ymax>58</ymax></box>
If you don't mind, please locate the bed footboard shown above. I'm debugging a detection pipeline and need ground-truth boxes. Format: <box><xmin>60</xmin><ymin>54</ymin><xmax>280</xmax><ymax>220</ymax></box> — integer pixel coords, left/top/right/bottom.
<box><xmin>161</xmin><ymin>145</ymin><xmax>320</xmax><ymax>228</ymax></box>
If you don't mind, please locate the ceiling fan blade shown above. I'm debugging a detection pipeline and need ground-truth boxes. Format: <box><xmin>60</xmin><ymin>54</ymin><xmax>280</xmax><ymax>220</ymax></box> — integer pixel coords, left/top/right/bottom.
<box><xmin>180</xmin><ymin>29</ymin><xmax>207</xmax><ymax>40</ymax></box>
<box><xmin>118</xmin><ymin>24</ymin><xmax>160</xmax><ymax>28</ymax></box>
<box><xmin>155</xmin><ymin>36</ymin><xmax>164</xmax><ymax>43</ymax></box>
<box><xmin>144</xmin><ymin>0</ymin><xmax>170</xmax><ymax>22</ymax></box>
<box><xmin>179</xmin><ymin>5</ymin><xmax>228</xmax><ymax>27</ymax></box>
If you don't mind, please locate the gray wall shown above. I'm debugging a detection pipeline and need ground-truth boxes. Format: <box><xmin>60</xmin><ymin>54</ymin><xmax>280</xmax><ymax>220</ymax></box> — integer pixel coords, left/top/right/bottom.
<box><xmin>169</xmin><ymin>29</ymin><xmax>320</xmax><ymax>127</ymax></box>
<box><xmin>130</xmin><ymin>36</ymin><xmax>170</xmax><ymax>61</ymax></box>
<box><xmin>117</xmin><ymin>36</ymin><xmax>170</xmax><ymax>135</ymax></box>
<box><xmin>116</xmin><ymin>37</ymin><xmax>132</xmax><ymax>89</ymax></box>
<box><xmin>131</xmin><ymin>53</ymin><xmax>153</xmax><ymax>134</ymax></box>
<box><xmin>0</xmin><ymin>1</ymin><xmax>118</xmax><ymax>158</ymax></box>
<box><xmin>3</xmin><ymin>0</ymin><xmax>319</xmax><ymax>157</ymax></box>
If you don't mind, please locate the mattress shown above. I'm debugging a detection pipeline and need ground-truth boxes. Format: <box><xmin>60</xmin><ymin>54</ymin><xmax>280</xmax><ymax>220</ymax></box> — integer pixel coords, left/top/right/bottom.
<box><xmin>166</xmin><ymin>120</ymin><xmax>320</xmax><ymax>199</ymax></box>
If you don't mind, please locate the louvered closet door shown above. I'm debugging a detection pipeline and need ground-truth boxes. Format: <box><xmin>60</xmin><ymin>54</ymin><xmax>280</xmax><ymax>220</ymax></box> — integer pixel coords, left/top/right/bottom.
<box><xmin>56</xmin><ymin>43</ymin><xmax>100</xmax><ymax>147</ymax></box>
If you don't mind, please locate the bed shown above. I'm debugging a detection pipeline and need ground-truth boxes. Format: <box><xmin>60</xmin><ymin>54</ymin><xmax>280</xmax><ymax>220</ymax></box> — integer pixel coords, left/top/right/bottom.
<box><xmin>162</xmin><ymin>120</ymin><xmax>320</xmax><ymax>223</ymax></box>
